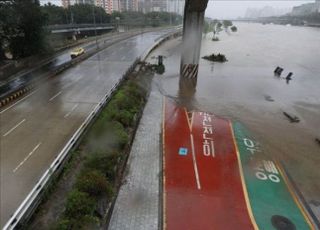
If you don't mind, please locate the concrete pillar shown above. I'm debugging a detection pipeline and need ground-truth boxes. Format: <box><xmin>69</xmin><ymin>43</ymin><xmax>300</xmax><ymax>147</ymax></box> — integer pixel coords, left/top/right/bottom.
<box><xmin>180</xmin><ymin>0</ymin><xmax>208</xmax><ymax>80</ymax></box>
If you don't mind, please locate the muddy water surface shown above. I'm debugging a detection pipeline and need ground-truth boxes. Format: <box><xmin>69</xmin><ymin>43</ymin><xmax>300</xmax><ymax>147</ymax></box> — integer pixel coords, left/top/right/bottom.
<box><xmin>149</xmin><ymin>22</ymin><xmax>320</xmax><ymax>212</ymax></box>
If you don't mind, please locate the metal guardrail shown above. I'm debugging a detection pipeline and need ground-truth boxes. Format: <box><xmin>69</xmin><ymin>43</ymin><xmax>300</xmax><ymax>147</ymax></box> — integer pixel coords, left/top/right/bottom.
<box><xmin>3</xmin><ymin>29</ymin><xmax>182</xmax><ymax>230</ymax></box>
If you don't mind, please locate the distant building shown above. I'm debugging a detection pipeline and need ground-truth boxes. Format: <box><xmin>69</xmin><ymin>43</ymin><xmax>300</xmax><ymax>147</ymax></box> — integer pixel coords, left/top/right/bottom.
<box><xmin>61</xmin><ymin>0</ymin><xmax>74</xmax><ymax>8</ymax></box>
<box><xmin>96</xmin><ymin>0</ymin><xmax>114</xmax><ymax>14</ymax></box>
<box><xmin>167</xmin><ymin>0</ymin><xmax>184</xmax><ymax>15</ymax></box>
<box><xmin>150</xmin><ymin>0</ymin><xmax>167</xmax><ymax>12</ymax></box>
<box><xmin>61</xmin><ymin>0</ymin><xmax>114</xmax><ymax>13</ymax></box>
<box><xmin>62</xmin><ymin>0</ymin><xmax>93</xmax><ymax>8</ymax></box>
<box><xmin>112</xmin><ymin>0</ymin><xmax>138</xmax><ymax>11</ymax></box>
<box><xmin>291</xmin><ymin>0</ymin><xmax>320</xmax><ymax>16</ymax></box>
<box><xmin>138</xmin><ymin>0</ymin><xmax>183</xmax><ymax>14</ymax></box>
<box><xmin>61</xmin><ymin>0</ymin><xmax>182</xmax><ymax>13</ymax></box>
<box><xmin>123</xmin><ymin>0</ymin><xmax>139</xmax><ymax>11</ymax></box>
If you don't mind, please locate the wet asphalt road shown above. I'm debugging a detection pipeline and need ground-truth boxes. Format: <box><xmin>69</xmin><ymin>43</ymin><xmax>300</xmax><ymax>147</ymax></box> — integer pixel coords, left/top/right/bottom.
<box><xmin>149</xmin><ymin>23</ymin><xmax>320</xmax><ymax>217</ymax></box>
<box><xmin>0</xmin><ymin>29</ymin><xmax>174</xmax><ymax>227</ymax></box>
<box><xmin>0</xmin><ymin>30</ymin><xmax>150</xmax><ymax>98</ymax></box>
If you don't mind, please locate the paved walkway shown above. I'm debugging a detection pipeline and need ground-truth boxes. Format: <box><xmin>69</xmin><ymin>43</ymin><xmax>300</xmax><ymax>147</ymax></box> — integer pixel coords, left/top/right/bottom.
<box><xmin>108</xmin><ymin>85</ymin><xmax>162</xmax><ymax>230</ymax></box>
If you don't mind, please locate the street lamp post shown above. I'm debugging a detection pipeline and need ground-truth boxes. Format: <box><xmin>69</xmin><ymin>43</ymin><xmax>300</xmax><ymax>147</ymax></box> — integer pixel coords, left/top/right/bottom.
<box><xmin>115</xmin><ymin>17</ymin><xmax>120</xmax><ymax>33</ymax></box>
<box><xmin>91</xmin><ymin>0</ymin><xmax>98</xmax><ymax>49</ymax></box>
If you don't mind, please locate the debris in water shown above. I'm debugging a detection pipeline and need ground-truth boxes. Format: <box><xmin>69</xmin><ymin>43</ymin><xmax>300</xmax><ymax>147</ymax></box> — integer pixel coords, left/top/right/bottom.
<box><xmin>283</xmin><ymin>112</ymin><xmax>300</xmax><ymax>123</ymax></box>
<box><xmin>286</xmin><ymin>72</ymin><xmax>293</xmax><ymax>80</ymax></box>
<box><xmin>202</xmin><ymin>53</ymin><xmax>227</xmax><ymax>62</ymax></box>
<box><xmin>142</xmin><ymin>55</ymin><xmax>166</xmax><ymax>75</ymax></box>
<box><xmin>264</xmin><ymin>95</ymin><xmax>275</xmax><ymax>102</ymax></box>
<box><xmin>274</xmin><ymin>66</ymin><xmax>284</xmax><ymax>76</ymax></box>
<box><xmin>285</xmin><ymin>72</ymin><xmax>293</xmax><ymax>84</ymax></box>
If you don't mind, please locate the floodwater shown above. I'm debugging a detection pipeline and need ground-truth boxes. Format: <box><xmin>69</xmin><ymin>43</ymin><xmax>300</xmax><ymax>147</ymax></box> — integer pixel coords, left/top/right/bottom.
<box><xmin>150</xmin><ymin>22</ymin><xmax>320</xmax><ymax>214</ymax></box>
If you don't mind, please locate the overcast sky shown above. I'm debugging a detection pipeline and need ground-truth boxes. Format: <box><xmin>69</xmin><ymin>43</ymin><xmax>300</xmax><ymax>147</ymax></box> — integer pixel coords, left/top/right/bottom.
<box><xmin>205</xmin><ymin>0</ymin><xmax>312</xmax><ymax>19</ymax></box>
<box><xmin>41</xmin><ymin>0</ymin><xmax>313</xmax><ymax>19</ymax></box>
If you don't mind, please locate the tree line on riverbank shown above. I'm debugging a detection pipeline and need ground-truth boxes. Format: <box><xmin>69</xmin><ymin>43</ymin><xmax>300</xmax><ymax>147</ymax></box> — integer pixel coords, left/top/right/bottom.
<box><xmin>203</xmin><ymin>19</ymin><xmax>238</xmax><ymax>40</ymax></box>
<box><xmin>252</xmin><ymin>12</ymin><xmax>320</xmax><ymax>26</ymax></box>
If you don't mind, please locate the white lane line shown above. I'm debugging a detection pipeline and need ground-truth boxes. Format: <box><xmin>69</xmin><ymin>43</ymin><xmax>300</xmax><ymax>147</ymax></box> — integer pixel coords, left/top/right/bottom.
<box><xmin>190</xmin><ymin>134</ymin><xmax>201</xmax><ymax>190</ymax></box>
<box><xmin>13</xmin><ymin>142</ymin><xmax>41</xmax><ymax>173</ymax></box>
<box><xmin>3</xmin><ymin>119</ymin><xmax>26</xmax><ymax>137</ymax></box>
<box><xmin>0</xmin><ymin>89</ymin><xmax>39</xmax><ymax>114</ymax></box>
<box><xmin>64</xmin><ymin>104</ymin><xmax>78</xmax><ymax>118</ymax></box>
<box><xmin>211</xmin><ymin>140</ymin><xmax>215</xmax><ymax>157</ymax></box>
<box><xmin>49</xmin><ymin>91</ymin><xmax>62</xmax><ymax>101</ymax></box>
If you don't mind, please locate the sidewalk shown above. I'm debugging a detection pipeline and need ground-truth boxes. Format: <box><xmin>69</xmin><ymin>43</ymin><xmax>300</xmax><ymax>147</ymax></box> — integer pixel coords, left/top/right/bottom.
<box><xmin>108</xmin><ymin>85</ymin><xmax>163</xmax><ymax>230</ymax></box>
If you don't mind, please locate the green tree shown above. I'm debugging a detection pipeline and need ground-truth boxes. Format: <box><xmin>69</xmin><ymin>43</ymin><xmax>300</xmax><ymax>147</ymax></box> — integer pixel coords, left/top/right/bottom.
<box><xmin>75</xmin><ymin>170</ymin><xmax>112</xmax><ymax>198</ymax></box>
<box><xmin>109</xmin><ymin>11</ymin><xmax>182</xmax><ymax>27</ymax></box>
<box><xmin>41</xmin><ymin>2</ymin><xmax>67</xmax><ymax>25</ymax></box>
<box><xmin>231</xmin><ymin>25</ymin><xmax>238</xmax><ymax>32</ymax></box>
<box><xmin>0</xmin><ymin>0</ymin><xmax>18</xmax><ymax>60</ymax></box>
<box><xmin>66</xmin><ymin>4</ymin><xmax>110</xmax><ymax>24</ymax></box>
<box><xmin>145</xmin><ymin>12</ymin><xmax>182</xmax><ymax>27</ymax></box>
<box><xmin>211</xmin><ymin>19</ymin><xmax>223</xmax><ymax>39</ymax></box>
<box><xmin>222</xmin><ymin>20</ymin><xmax>233</xmax><ymax>30</ymax></box>
<box><xmin>0</xmin><ymin>0</ymin><xmax>48</xmax><ymax>59</ymax></box>
<box><xmin>203</xmin><ymin>19</ymin><xmax>212</xmax><ymax>36</ymax></box>
<box><xmin>65</xmin><ymin>190</ymin><xmax>95</xmax><ymax>219</ymax></box>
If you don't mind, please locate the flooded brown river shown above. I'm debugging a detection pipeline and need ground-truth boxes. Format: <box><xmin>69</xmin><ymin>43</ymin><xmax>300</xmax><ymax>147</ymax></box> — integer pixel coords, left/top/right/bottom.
<box><xmin>149</xmin><ymin>22</ymin><xmax>320</xmax><ymax>216</ymax></box>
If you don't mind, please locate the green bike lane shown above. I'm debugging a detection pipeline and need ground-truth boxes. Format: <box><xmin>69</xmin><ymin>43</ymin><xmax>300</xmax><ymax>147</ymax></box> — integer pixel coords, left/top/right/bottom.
<box><xmin>232</xmin><ymin>122</ymin><xmax>316</xmax><ymax>230</ymax></box>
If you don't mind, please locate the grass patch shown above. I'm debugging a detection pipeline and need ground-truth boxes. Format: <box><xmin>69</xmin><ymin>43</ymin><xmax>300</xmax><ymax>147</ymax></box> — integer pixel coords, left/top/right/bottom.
<box><xmin>75</xmin><ymin>170</ymin><xmax>113</xmax><ymax>198</ymax></box>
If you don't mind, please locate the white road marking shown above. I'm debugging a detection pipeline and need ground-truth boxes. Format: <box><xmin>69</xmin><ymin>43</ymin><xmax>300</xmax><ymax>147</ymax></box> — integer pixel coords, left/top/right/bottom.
<box><xmin>64</xmin><ymin>104</ymin><xmax>78</xmax><ymax>118</ymax></box>
<box><xmin>3</xmin><ymin>119</ymin><xmax>26</xmax><ymax>137</ymax></box>
<box><xmin>190</xmin><ymin>134</ymin><xmax>201</xmax><ymax>190</ymax></box>
<box><xmin>121</xmin><ymin>56</ymin><xmax>126</xmax><ymax>61</ymax></box>
<box><xmin>0</xmin><ymin>89</ymin><xmax>39</xmax><ymax>114</ymax></box>
<box><xmin>211</xmin><ymin>140</ymin><xmax>215</xmax><ymax>157</ymax></box>
<box><xmin>13</xmin><ymin>142</ymin><xmax>41</xmax><ymax>173</ymax></box>
<box><xmin>49</xmin><ymin>91</ymin><xmax>62</xmax><ymax>101</ymax></box>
